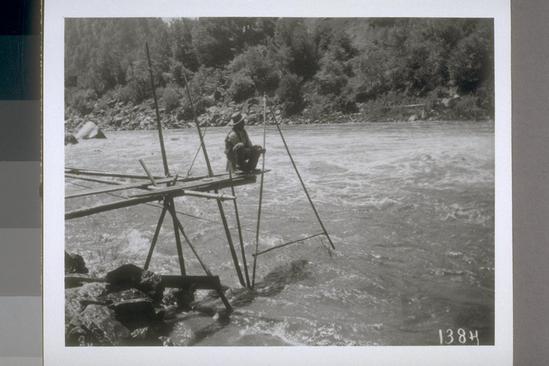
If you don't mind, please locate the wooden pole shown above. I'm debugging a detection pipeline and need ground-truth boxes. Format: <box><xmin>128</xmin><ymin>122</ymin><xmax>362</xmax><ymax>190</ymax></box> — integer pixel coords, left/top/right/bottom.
<box><xmin>269</xmin><ymin>109</ymin><xmax>336</xmax><ymax>250</ymax></box>
<box><xmin>251</xmin><ymin>95</ymin><xmax>268</xmax><ymax>287</ymax></box>
<box><xmin>65</xmin><ymin>174</ymin><xmax>122</xmax><ymax>187</ymax></box>
<box><xmin>171</xmin><ymin>211</ymin><xmax>233</xmax><ymax>313</ymax></box>
<box><xmin>139</xmin><ymin>159</ymin><xmax>158</xmax><ymax>186</ymax></box>
<box><xmin>252</xmin><ymin>232</ymin><xmax>324</xmax><ymax>257</ymax></box>
<box><xmin>144</xmin><ymin>203</ymin><xmax>168</xmax><ymax>270</ymax></box>
<box><xmin>228</xmin><ymin>168</ymin><xmax>251</xmax><ymax>288</ymax></box>
<box><xmin>145</xmin><ymin>42</ymin><xmax>170</xmax><ymax>177</ymax></box>
<box><xmin>66</xmin><ymin>168</ymin><xmax>162</xmax><ymax>180</ymax></box>
<box><xmin>65</xmin><ymin>177</ymin><xmax>178</xmax><ymax>199</ymax></box>
<box><xmin>65</xmin><ymin>175</ymin><xmax>258</xmax><ymax>220</ymax></box>
<box><xmin>131</xmin><ymin>189</ymin><xmax>236</xmax><ymax>201</ymax></box>
<box><xmin>180</xmin><ymin>66</ymin><xmax>246</xmax><ymax>288</ymax></box>
<box><xmin>167</xmin><ymin>199</ymin><xmax>186</xmax><ymax>275</ymax></box>
<box><xmin>170</xmin><ymin>210</ymin><xmax>212</xmax><ymax>276</ymax></box>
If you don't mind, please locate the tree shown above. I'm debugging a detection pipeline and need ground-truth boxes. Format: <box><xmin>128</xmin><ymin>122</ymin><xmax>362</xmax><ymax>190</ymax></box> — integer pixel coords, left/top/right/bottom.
<box><xmin>274</xmin><ymin>19</ymin><xmax>318</xmax><ymax>80</ymax></box>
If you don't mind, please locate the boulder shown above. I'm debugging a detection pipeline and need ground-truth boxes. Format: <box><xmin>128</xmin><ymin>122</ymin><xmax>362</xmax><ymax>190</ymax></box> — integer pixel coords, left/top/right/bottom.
<box><xmin>112</xmin><ymin>298</ymin><xmax>157</xmax><ymax>327</ymax></box>
<box><xmin>65</xmin><ymin>251</ymin><xmax>88</xmax><ymax>274</ymax></box>
<box><xmin>65</xmin><ymin>273</ymin><xmax>94</xmax><ymax>288</ymax></box>
<box><xmin>139</xmin><ymin>269</ymin><xmax>165</xmax><ymax>301</ymax></box>
<box><xmin>66</xmin><ymin>304</ymin><xmax>130</xmax><ymax>346</ymax></box>
<box><xmin>105</xmin><ymin>264</ymin><xmax>143</xmax><ymax>290</ymax></box>
<box><xmin>64</xmin><ymin>134</ymin><xmax>78</xmax><ymax>145</ymax></box>
<box><xmin>65</xmin><ymin>282</ymin><xmax>108</xmax><ymax>322</ymax></box>
<box><xmin>105</xmin><ymin>264</ymin><xmax>165</xmax><ymax>302</ymax></box>
<box><xmin>163</xmin><ymin>288</ymin><xmax>195</xmax><ymax>310</ymax></box>
<box><xmin>74</xmin><ymin>121</ymin><xmax>106</xmax><ymax>140</ymax></box>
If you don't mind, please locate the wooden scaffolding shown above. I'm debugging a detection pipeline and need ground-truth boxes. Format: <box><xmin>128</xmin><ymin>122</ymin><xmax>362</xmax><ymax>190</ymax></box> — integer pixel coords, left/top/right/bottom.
<box><xmin>65</xmin><ymin>43</ymin><xmax>335</xmax><ymax>314</ymax></box>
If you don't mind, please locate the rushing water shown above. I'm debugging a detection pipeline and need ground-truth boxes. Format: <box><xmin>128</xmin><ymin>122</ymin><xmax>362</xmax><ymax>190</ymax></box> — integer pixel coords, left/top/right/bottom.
<box><xmin>65</xmin><ymin>121</ymin><xmax>494</xmax><ymax>346</ymax></box>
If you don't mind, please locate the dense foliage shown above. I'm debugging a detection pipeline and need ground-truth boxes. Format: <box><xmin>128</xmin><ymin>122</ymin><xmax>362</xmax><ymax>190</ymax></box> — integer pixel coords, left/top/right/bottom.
<box><xmin>65</xmin><ymin>18</ymin><xmax>494</xmax><ymax>121</ymax></box>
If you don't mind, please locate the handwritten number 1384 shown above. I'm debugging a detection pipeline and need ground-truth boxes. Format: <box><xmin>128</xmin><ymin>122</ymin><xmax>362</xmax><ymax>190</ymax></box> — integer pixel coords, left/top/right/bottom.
<box><xmin>438</xmin><ymin>329</ymin><xmax>479</xmax><ymax>345</ymax></box>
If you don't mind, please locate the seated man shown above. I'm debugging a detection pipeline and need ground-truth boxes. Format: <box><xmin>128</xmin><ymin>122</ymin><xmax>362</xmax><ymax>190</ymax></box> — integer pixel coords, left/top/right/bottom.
<box><xmin>225</xmin><ymin>112</ymin><xmax>265</xmax><ymax>172</ymax></box>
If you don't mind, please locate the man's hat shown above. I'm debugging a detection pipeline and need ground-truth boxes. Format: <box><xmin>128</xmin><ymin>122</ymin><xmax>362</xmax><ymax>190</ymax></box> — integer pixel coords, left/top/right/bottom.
<box><xmin>229</xmin><ymin>112</ymin><xmax>245</xmax><ymax>126</ymax></box>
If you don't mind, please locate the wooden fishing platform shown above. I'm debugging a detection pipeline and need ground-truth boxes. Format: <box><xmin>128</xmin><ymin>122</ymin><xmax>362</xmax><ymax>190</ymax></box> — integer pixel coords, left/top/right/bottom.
<box><xmin>65</xmin><ymin>43</ymin><xmax>334</xmax><ymax>315</ymax></box>
<box><xmin>65</xmin><ymin>168</ymin><xmax>268</xmax><ymax>220</ymax></box>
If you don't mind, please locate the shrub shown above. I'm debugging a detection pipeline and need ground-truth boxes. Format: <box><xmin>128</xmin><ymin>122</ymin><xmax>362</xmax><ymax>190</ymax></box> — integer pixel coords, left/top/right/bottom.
<box><xmin>190</xmin><ymin>66</ymin><xmax>225</xmax><ymax>98</ymax></box>
<box><xmin>228</xmin><ymin>71</ymin><xmax>256</xmax><ymax>103</ymax></box>
<box><xmin>314</xmin><ymin>55</ymin><xmax>348</xmax><ymax>96</ymax></box>
<box><xmin>228</xmin><ymin>45</ymin><xmax>280</xmax><ymax>94</ymax></box>
<box><xmin>66</xmin><ymin>88</ymin><xmax>97</xmax><ymax>115</ymax></box>
<box><xmin>450</xmin><ymin>95</ymin><xmax>486</xmax><ymax>120</ymax></box>
<box><xmin>116</xmin><ymin>78</ymin><xmax>149</xmax><ymax>105</ymax></box>
<box><xmin>448</xmin><ymin>32</ymin><xmax>492</xmax><ymax>94</ymax></box>
<box><xmin>162</xmin><ymin>86</ymin><xmax>181</xmax><ymax>112</ymax></box>
<box><xmin>276</xmin><ymin>73</ymin><xmax>304</xmax><ymax>116</ymax></box>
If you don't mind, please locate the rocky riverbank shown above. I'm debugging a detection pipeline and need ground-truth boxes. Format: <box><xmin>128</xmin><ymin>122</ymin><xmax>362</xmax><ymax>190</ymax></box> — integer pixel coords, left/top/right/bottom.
<box><xmin>65</xmin><ymin>252</ymin><xmax>232</xmax><ymax>346</ymax></box>
<box><xmin>65</xmin><ymin>93</ymin><xmax>490</xmax><ymax>135</ymax></box>
<box><xmin>64</xmin><ymin>251</ymin><xmax>311</xmax><ymax>346</ymax></box>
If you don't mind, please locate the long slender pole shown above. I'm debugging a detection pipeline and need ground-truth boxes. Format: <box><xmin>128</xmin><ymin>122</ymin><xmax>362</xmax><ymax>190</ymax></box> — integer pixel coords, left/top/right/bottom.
<box><xmin>269</xmin><ymin>109</ymin><xmax>336</xmax><ymax>250</ymax></box>
<box><xmin>253</xmin><ymin>232</ymin><xmax>324</xmax><ymax>257</ymax></box>
<box><xmin>251</xmin><ymin>95</ymin><xmax>268</xmax><ymax>287</ymax></box>
<box><xmin>229</xmin><ymin>168</ymin><xmax>251</xmax><ymax>288</ymax></box>
<box><xmin>65</xmin><ymin>168</ymin><xmax>163</xmax><ymax>180</ymax></box>
<box><xmin>170</xmin><ymin>211</ymin><xmax>212</xmax><ymax>276</ymax></box>
<box><xmin>144</xmin><ymin>204</ymin><xmax>168</xmax><ymax>270</ymax></box>
<box><xmin>145</xmin><ymin>42</ymin><xmax>170</xmax><ymax>177</ymax></box>
<box><xmin>171</xmin><ymin>213</ymin><xmax>233</xmax><ymax>313</ymax></box>
<box><xmin>167</xmin><ymin>199</ymin><xmax>186</xmax><ymax>275</ymax></box>
<box><xmin>180</xmin><ymin>67</ymin><xmax>246</xmax><ymax>287</ymax></box>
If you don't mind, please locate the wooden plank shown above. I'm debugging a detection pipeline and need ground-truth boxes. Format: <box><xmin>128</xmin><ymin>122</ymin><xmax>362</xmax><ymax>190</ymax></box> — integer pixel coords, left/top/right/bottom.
<box><xmin>66</xmin><ymin>174</ymin><xmax>257</xmax><ymax>220</ymax></box>
<box><xmin>161</xmin><ymin>275</ymin><xmax>221</xmax><ymax>290</ymax></box>
<box><xmin>65</xmin><ymin>179</ymin><xmax>165</xmax><ymax>199</ymax></box>
<box><xmin>129</xmin><ymin>171</ymin><xmax>266</xmax><ymax>197</ymax></box>
<box><xmin>130</xmin><ymin>189</ymin><xmax>236</xmax><ymax>201</ymax></box>
<box><xmin>65</xmin><ymin>167</ymin><xmax>164</xmax><ymax>180</ymax></box>
<box><xmin>65</xmin><ymin>274</ymin><xmax>220</xmax><ymax>290</ymax></box>
<box><xmin>64</xmin><ymin>173</ymin><xmax>238</xmax><ymax>200</ymax></box>
<box><xmin>66</xmin><ymin>195</ymin><xmax>162</xmax><ymax>219</ymax></box>
<box><xmin>65</xmin><ymin>174</ymin><xmax>123</xmax><ymax>186</ymax></box>
<box><xmin>67</xmin><ymin>167</ymin><xmax>235</xmax><ymax>183</ymax></box>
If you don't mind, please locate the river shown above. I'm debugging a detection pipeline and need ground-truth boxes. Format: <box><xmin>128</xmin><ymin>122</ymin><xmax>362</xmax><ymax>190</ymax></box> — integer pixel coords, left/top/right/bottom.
<box><xmin>65</xmin><ymin>121</ymin><xmax>494</xmax><ymax>346</ymax></box>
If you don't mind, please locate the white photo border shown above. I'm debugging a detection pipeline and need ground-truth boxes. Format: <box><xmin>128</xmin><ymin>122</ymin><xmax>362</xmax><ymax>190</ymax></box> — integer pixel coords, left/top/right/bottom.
<box><xmin>44</xmin><ymin>0</ymin><xmax>512</xmax><ymax>365</ymax></box>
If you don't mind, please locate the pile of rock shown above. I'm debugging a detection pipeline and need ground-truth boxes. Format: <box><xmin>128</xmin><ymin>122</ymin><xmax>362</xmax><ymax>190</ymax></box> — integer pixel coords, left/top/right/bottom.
<box><xmin>65</xmin><ymin>262</ymin><xmax>173</xmax><ymax>346</ymax></box>
<box><xmin>64</xmin><ymin>253</ymin><xmax>231</xmax><ymax>347</ymax></box>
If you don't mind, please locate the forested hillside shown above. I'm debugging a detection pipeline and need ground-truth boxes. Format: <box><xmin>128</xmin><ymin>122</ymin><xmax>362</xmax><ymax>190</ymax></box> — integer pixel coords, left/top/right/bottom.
<box><xmin>65</xmin><ymin>18</ymin><xmax>493</xmax><ymax>130</ymax></box>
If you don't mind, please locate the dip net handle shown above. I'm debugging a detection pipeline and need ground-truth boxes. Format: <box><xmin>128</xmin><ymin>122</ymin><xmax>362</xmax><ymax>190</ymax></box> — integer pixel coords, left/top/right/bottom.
<box><xmin>252</xmin><ymin>95</ymin><xmax>268</xmax><ymax>287</ymax></box>
<box><xmin>268</xmin><ymin>108</ymin><xmax>336</xmax><ymax>250</ymax></box>
<box><xmin>145</xmin><ymin>42</ymin><xmax>170</xmax><ymax>177</ymax></box>
<box><xmin>180</xmin><ymin>62</ymin><xmax>246</xmax><ymax>288</ymax></box>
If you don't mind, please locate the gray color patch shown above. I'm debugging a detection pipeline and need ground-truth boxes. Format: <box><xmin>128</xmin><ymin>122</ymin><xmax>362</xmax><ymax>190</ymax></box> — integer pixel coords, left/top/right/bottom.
<box><xmin>0</xmin><ymin>100</ymin><xmax>41</xmax><ymax>161</ymax></box>
<box><xmin>0</xmin><ymin>296</ymin><xmax>41</xmax><ymax>357</ymax></box>
<box><xmin>0</xmin><ymin>162</ymin><xmax>41</xmax><ymax>228</ymax></box>
<box><xmin>513</xmin><ymin>0</ymin><xmax>549</xmax><ymax>364</ymax></box>
<box><xmin>0</xmin><ymin>229</ymin><xmax>41</xmax><ymax>295</ymax></box>
<box><xmin>0</xmin><ymin>357</ymin><xmax>41</xmax><ymax>366</ymax></box>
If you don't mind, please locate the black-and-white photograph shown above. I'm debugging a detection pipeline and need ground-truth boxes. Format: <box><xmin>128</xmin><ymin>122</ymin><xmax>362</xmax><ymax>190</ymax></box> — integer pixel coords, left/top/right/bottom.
<box><xmin>62</xmin><ymin>17</ymin><xmax>495</xmax><ymax>347</ymax></box>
